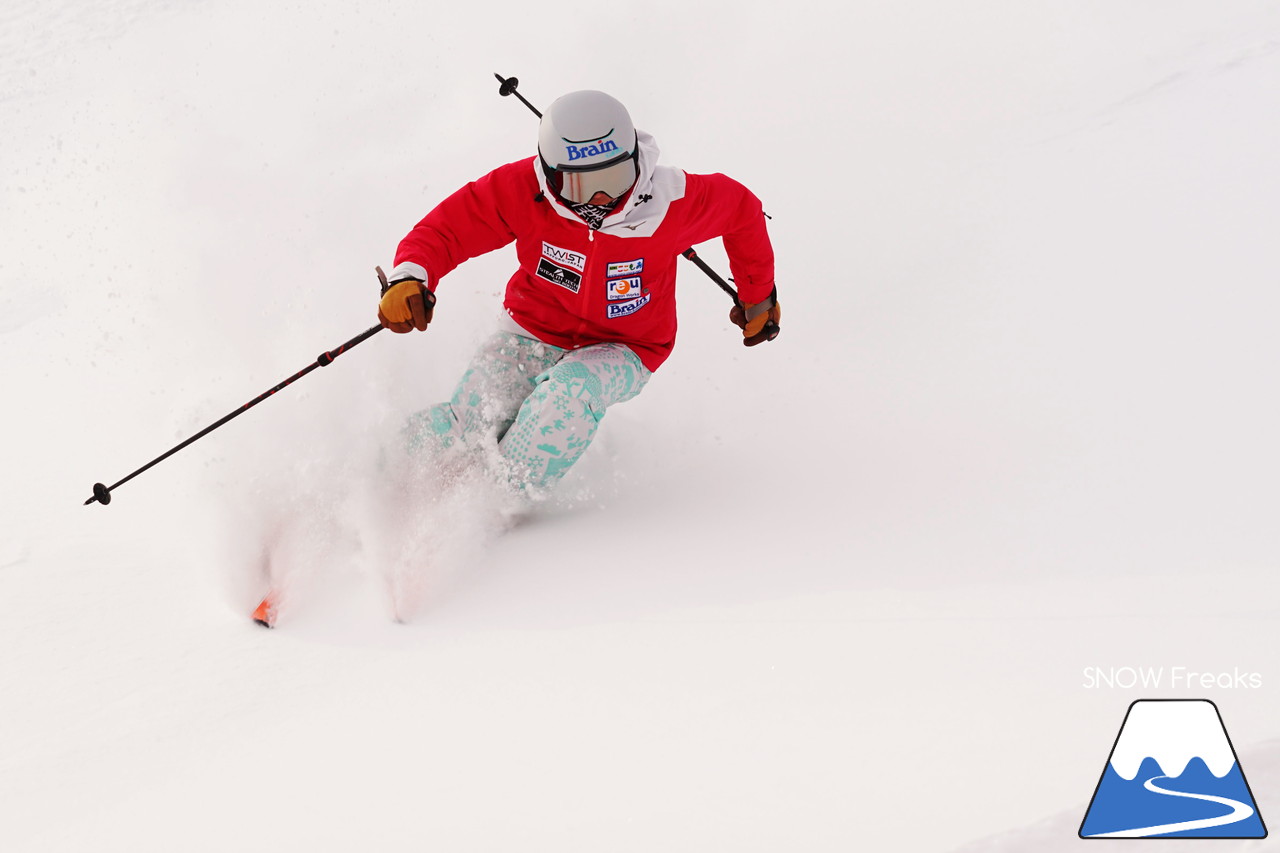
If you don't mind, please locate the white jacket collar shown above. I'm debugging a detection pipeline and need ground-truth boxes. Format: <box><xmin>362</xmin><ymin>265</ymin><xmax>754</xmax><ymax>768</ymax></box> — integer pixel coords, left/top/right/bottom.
<box><xmin>534</xmin><ymin>130</ymin><xmax>686</xmax><ymax>239</ymax></box>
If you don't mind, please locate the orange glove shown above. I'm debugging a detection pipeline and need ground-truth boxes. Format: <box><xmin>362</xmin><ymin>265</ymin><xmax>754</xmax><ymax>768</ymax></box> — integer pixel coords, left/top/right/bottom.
<box><xmin>729</xmin><ymin>292</ymin><xmax>781</xmax><ymax>346</ymax></box>
<box><xmin>378</xmin><ymin>279</ymin><xmax>435</xmax><ymax>333</ymax></box>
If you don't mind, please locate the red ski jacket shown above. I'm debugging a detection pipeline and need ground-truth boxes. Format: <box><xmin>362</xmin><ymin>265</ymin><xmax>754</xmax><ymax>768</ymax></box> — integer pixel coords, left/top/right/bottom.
<box><xmin>392</xmin><ymin>132</ymin><xmax>775</xmax><ymax>372</ymax></box>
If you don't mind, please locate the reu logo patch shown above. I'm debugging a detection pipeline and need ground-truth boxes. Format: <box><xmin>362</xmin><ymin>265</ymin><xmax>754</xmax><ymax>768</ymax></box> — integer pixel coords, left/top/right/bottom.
<box><xmin>607</xmin><ymin>276</ymin><xmax>643</xmax><ymax>301</ymax></box>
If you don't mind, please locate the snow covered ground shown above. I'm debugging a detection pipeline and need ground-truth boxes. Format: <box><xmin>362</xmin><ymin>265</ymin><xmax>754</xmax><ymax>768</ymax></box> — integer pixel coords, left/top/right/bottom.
<box><xmin>3</xmin><ymin>1</ymin><xmax>1279</xmax><ymax>849</ymax></box>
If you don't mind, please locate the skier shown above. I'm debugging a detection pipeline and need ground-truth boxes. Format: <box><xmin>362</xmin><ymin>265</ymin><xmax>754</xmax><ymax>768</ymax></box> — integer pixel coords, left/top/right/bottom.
<box><xmin>376</xmin><ymin>89</ymin><xmax>780</xmax><ymax>495</ymax></box>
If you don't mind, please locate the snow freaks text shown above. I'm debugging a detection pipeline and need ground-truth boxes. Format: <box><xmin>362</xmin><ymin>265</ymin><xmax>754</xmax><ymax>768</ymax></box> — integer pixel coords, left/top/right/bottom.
<box><xmin>1082</xmin><ymin>667</ymin><xmax>1264</xmax><ymax>690</ymax></box>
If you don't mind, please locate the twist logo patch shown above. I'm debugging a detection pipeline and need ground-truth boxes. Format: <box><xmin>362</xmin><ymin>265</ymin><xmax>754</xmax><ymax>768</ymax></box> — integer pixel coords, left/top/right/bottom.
<box><xmin>606</xmin><ymin>293</ymin><xmax>651</xmax><ymax>319</ymax></box>
<box><xmin>536</xmin><ymin>258</ymin><xmax>581</xmax><ymax>293</ymax></box>
<box><xmin>607</xmin><ymin>277</ymin><xmax>642</xmax><ymax>301</ymax></box>
<box><xmin>541</xmin><ymin>242</ymin><xmax>586</xmax><ymax>272</ymax></box>
<box><xmin>606</xmin><ymin>259</ymin><xmax>643</xmax><ymax>277</ymax></box>
<box><xmin>1080</xmin><ymin>700</ymin><xmax>1267</xmax><ymax>839</ymax></box>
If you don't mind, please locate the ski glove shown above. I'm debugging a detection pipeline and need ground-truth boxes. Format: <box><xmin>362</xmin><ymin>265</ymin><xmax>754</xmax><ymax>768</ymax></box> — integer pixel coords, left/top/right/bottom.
<box><xmin>378</xmin><ymin>279</ymin><xmax>435</xmax><ymax>333</ymax></box>
<box><xmin>729</xmin><ymin>290</ymin><xmax>781</xmax><ymax>346</ymax></box>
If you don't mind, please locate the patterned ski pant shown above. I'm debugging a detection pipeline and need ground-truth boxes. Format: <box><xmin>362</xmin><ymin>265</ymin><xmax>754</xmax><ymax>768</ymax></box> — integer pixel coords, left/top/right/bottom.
<box><xmin>403</xmin><ymin>332</ymin><xmax>652</xmax><ymax>492</ymax></box>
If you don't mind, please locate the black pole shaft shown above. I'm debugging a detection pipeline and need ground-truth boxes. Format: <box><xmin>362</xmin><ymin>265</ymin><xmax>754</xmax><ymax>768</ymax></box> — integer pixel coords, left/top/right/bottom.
<box><xmin>681</xmin><ymin>248</ymin><xmax>740</xmax><ymax>304</ymax></box>
<box><xmin>85</xmin><ymin>323</ymin><xmax>384</xmax><ymax>506</ymax></box>
<box><xmin>494</xmin><ymin>73</ymin><xmax>542</xmax><ymax>118</ymax></box>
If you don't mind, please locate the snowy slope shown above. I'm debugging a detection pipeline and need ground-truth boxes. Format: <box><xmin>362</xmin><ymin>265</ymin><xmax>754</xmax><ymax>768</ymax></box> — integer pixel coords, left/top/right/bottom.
<box><xmin>3</xmin><ymin>1</ymin><xmax>1279</xmax><ymax>850</ymax></box>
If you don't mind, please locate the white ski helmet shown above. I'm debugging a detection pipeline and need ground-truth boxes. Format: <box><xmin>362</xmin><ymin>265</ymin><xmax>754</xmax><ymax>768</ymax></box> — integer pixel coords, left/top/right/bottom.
<box><xmin>538</xmin><ymin>90</ymin><xmax>638</xmax><ymax>204</ymax></box>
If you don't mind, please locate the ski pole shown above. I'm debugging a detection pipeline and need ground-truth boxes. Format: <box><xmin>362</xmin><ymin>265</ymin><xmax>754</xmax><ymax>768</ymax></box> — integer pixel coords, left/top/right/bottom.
<box><xmin>495</xmin><ymin>73</ymin><xmax>542</xmax><ymax>119</ymax></box>
<box><xmin>679</xmin><ymin>247</ymin><xmax>738</xmax><ymax>302</ymax></box>
<box><xmin>85</xmin><ymin>269</ymin><xmax>392</xmax><ymax>507</ymax></box>
<box><xmin>493</xmin><ymin>73</ymin><xmax>779</xmax><ymax>338</ymax></box>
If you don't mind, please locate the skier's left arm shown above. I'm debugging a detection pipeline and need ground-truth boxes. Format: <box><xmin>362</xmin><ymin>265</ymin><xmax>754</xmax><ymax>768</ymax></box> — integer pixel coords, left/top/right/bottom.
<box><xmin>685</xmin><ymin>173</ymin><xmax>780</xmax><ymax>346</ymax></box>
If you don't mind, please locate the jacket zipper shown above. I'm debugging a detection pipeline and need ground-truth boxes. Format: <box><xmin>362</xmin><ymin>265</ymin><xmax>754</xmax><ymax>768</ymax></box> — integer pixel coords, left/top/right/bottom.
<box><xmin>573</xmin><ymin>225</ymin><xmax>597</xmax><ymax>347</ymax></box>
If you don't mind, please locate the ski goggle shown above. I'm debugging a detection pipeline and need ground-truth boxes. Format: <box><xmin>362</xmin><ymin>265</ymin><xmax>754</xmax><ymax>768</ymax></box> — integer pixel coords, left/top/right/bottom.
<box><xmin>544</xmin><ymin>153</ymin><xmax>637</xmax><ymax>204</ymax></box>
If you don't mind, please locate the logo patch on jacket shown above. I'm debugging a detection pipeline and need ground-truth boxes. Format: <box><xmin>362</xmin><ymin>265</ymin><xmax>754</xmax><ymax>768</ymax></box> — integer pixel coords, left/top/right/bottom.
<box><xmin>606</xmin><ymin>293</ymin><xmax>651</xmax><ymax>319</ymax></box>
<box><xmin>536</xmin><ymin>258</ymin><xmax>582</xmax><ymax>293</ymax></box>
<box><xmin>607</xmin><ymin>277</ymin><xmax>643</xmax><ymax>301</ymax></box>
<box><xmin>541</xmin><ymin>242</ymin><xmax>586</xmax><ymax>272</ymax></box>
<box><xmin>606</xmin><ymin>259</ymin><xmax>644</xmax><ymax>277</ymax></box>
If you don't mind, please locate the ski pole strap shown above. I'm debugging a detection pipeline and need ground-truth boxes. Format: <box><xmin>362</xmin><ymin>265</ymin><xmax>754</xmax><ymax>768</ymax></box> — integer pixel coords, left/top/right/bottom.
<box><xmin>742</xmin><ymin>289</ymin><xmax>777</xmax><ymax>321</ymax></box>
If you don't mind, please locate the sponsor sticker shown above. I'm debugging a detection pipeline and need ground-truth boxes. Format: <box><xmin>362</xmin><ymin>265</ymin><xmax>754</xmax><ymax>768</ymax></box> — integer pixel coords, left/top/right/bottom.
<box><xmin>541</xmin><ymin>242</ymin><xmax>586</xmax><ymax>272</ymax></box>
<box><xmin>606</xmin><ymin>259</ymin><xmax>644</xmax><ymax>277</ymax></box>
<box><xmin>606</xmin><ymin>293</ymin><xmax>651</xmax><ymax>319</ymax></box>
<box><xmin>536</xmin><ymin>258</ymin><xmax>582</xmax><ymax>293</ymax></box>
<box><xmin>565</xmin><ymin>134</ymin><xmax>620</xmax><ymax>162</ymax></box>
<box><xmin>607</xmin><ymin>277</ymin><xmax>643</xmax><ymax>301</ymax></box>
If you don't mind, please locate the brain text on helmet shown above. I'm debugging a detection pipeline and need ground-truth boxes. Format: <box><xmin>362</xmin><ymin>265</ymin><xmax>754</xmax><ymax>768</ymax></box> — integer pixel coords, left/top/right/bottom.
<box><xmin>565</xmin><ymin>138</ymin><xmax>620</xmax><ymax>162</ymax></box>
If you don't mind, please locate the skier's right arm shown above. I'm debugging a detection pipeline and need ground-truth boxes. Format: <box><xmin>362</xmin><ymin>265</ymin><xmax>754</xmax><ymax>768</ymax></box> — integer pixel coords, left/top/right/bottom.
<box><xmin>384</xmin><ymin>163</ymin><xmax>521</xmax><ymax>290</ymax></box>
<box><xmin>378</xmin><ymin>162</ymin><xmax>525</xmax><ymax>332</ymax></box>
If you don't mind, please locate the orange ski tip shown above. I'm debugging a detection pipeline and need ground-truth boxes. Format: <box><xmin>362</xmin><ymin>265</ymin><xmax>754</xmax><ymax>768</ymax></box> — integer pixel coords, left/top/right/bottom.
<box><xmin>252</xmin><ymin>593</ymin><xmax>278</xmax><ymax>628</ymax></box>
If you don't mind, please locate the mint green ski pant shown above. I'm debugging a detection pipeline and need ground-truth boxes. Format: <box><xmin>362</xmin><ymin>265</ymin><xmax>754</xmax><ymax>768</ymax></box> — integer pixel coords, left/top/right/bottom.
<box><xmin>405</xmin><ymin>332</ymin><xmax>651</xmax><ymax>491</ymax></box>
